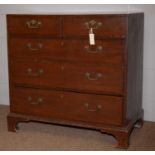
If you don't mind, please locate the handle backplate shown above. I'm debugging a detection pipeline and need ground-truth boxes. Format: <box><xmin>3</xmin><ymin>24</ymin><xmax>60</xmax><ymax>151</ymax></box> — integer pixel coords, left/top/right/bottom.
<box><xmin>27</xmin><ymin>96</ymin><xmax>43</xmax><ymax>105</ymax></box>
<box><xmin>84</xmin><ymin>20</ymin><xmax>102</xmax><ymax>29</ymax></box>
<box><xmin>27</xmin><ymin>43</ymin><xmax>43</xmax><ymax>51</ymax></box>
<box><xmin>85</xmin><ymin>72</ymin><xmax>103</xmax><ymax>81</ymax></box>
<box><xmin>84</xmin><ymin>102</ymin><xmax>102</xmax><ymax>112</ymax></box>
<box><xmin>27</xmin><ymin>68</ymin><xmax>44</xmax><ymax>77</ymax></box>
<box><xmin>26</xmin><ymin>19</ymin><xmax>42</xmax><ymax>29</ymax></box>
<box><xmin>84</xmin><ymin>45</ymin><xmax>103</xmax><ymax>53</ymax></box>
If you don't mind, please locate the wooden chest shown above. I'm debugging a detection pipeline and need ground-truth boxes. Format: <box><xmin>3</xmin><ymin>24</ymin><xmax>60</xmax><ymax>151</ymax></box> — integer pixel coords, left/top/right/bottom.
<box><xmin>7</xmin><ymin>13</ymin><xmax>144</xmax><ymax>149</ymax></box>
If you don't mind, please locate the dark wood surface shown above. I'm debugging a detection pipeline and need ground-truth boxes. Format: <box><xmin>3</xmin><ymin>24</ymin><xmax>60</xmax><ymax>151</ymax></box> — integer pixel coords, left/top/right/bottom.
<box><xmin>10</xmin><ymin>87</ymin><xmax>123</xmax><ymax>125</ymax></box>
<box><xmin>7</xmin><ymin>15</ymin><xmax>61</xmax><ymax>37</ymax></box>
<box><xmin>10</xmin><ymin>60</ymin><xmax>124</xmax><ymax>94</ymax></box>
<box><xmin>7</xmin><ymin>13</ymin><xmax>144</xmax><ymax>149</ymax></box>
<box><xmin>9</xmin><ymin>38</ymin><xmax>125</xmax><ymax>64</ymax></box>
<box><xmin>63</xmin><ymin>15</ymin><xmax>127</xmax><ymax>38</ymax></box>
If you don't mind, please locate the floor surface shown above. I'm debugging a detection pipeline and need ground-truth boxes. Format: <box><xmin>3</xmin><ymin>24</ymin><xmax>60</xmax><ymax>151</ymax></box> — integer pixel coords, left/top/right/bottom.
<box><xmin>0</xmin><ymin>105</ymin><xmax>155</xmax><ymax>151</ymax></box>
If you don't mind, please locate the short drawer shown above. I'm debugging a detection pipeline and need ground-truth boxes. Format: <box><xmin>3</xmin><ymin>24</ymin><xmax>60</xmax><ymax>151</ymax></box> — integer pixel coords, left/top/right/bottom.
<box><xmin>9</xmin><ymin>38</ymin><xmax>125</xmax><ymax>65</ymax></box>
<box><xmin>7</xmin><ymin>15</ymin><xmax>61</xmax><ymax>37</ymax></box>
<box><xmin>10</xmin><ymin>87</ymin><xmax>123</xmax><ymax>125</ymax></box>
<box><xmin>10</xmin><ymin>60</ymin><xmax>124</xmax><ymax>95</ymax></box>
<box><xmin>63</xmin><ymin>15</ymin><xmax>127</xmax><ymax>38</ymax></box>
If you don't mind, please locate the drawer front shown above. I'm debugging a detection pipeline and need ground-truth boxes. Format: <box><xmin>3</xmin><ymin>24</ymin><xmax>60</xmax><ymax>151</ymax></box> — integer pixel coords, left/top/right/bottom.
<box><xmin>10</xmin><ymin>87</ymin><xmax>123</xmax><ymax>125</ymax></box>
<box><xmin>10</xmin><ymin>60</ymin><xmax>124</xmax><ymax>95</ymax></box>
<box><xmin>7</xmin><ymin>15</ymin><xmax>61</xmax><ymax>36</ymax></box>
<box><xmin>63</xmin><ymin>16</ymin><xmax>127</xmax><ymax>38</ymax></box>
<box><xmin>9</xmin><ymin>38</ymin><xmax>125</xmax><ymax>65</ymax></box>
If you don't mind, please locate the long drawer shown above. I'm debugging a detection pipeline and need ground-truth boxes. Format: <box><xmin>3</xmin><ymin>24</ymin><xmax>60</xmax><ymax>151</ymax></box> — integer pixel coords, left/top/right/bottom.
<box><xmin>10</xmin><ymin>87</ymin><xmax>123</xmax><ymax>125</ymax></box>
<box><xmin>63</xmin><ymin>15</ymin><xmax>127</xmax><ymax>38</ymax></box>
<box><xmin>10</xmin><ymin>60</ymin><xmax>124</xmax><ymax>95</ymax></box>
<box><xmin>9</xmin><ymin>38</ymin><xmax>125</xmax><ymax>64</ymax></box>
<box><xmin>7</xmin><ymin>15</ymin><xmax>61</xmax><ymax>37</ymax></box>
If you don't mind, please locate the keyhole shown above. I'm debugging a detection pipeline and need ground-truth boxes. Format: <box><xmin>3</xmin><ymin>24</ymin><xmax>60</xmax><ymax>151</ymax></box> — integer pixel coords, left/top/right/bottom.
<box><xmin>61</xmin><ymin>41</ymin><xmax>64</xmax><ymax>46</ymax></box>
<box><xmin>61</xmin><ymin>65</ymin><xmax>64</xmax><ymax>71</ymax></box>
<box><xmin>60</xmin><ymin>94</ymin><xmax>64</xmax><ymax>99</ymax></box>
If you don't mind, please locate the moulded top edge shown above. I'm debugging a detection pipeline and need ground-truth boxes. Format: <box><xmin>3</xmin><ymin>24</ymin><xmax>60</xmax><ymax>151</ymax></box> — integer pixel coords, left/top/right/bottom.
<box><xmin>6</xmin><ymin>11</ymin><xmax>144</xmax><ymax>16</ymax></box>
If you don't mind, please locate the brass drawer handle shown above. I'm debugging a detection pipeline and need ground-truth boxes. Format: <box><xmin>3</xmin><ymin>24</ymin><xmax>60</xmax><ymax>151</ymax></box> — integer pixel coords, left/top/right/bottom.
<box><xmin>27</xmin><ymin>43</ymin><xmax>43</xmax><ymax>51</ymax></box>
<box><xmin>27</xmin><ymin>96</ymin><xmax>43</xmax><ymax>105</ymax></box>
<box><xmin>27</xmin><ymin>68</ymin><xmax>44</xmax><ymax>77</ymax></box>
<box><xmin>26</xmin><ymin>19</ymin><xmax>42</xmax><ymax>29</ymax></box>
<box><xmin>84</xmin><ymin>20</ymin><xmax>102</xmax><ymax>29</ymax></box>
<box><xmin>84</xmin><ymin>103</ymin><xmax>102</xmax><ymax>112</ymax></box>
<box><xmin>84</xmin><ymin>45</ymin><xmax>103</xmax><ymax>53</ymax></box>
<box><xmin>85</xmin><ymin>72</ymin><xmax>103</xmax><ymax>81</ymax></box>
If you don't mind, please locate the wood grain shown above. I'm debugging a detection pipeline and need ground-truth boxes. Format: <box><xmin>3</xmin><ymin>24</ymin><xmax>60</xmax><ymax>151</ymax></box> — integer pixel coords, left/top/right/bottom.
<box><xmin>7</xmin><ymin>13</ymin><xmax>144</xmax><ymax>149</ymax></box>
<box><xmin>7</xmin><ymin>15</ymin><xmax>61</xmax><ymax>37</ymax></box>
<box><xmin>63</xmin><ymin>15</ymin><xmax>127</xmax><ymax>39</ymax></box>
<box><xmin>10</xmin><ymin>60</ymin><xmax>124</xmax><ymax>95</ymax></box>
<box><xmin>10</xmin><ymin>87</ymin><xmax>123</xmax><ymax>125</ymax></box>
<box><xmin>9</xmin><ymin>38</ymin><xmax>125</xmax><ymax>64</ymax></box>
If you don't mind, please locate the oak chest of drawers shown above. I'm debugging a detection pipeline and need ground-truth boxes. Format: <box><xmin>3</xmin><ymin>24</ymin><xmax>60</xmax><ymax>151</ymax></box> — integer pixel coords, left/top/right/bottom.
<box><xmin>7</xmin><ymin>13</ymin><xmax>144</xmax><ymax>149</ymax></box>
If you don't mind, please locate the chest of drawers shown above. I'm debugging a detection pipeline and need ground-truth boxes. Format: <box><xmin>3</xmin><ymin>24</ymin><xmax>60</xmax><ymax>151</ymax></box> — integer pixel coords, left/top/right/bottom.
<box><xmin>7</xmin><ymin>13</ymin><xmax>144</xmax><ymax>149</ymax></box>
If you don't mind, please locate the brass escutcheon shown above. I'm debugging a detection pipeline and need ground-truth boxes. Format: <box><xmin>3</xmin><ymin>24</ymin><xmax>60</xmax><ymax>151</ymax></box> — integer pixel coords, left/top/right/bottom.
<box><xmin>26</xmin><ymin>19</ymin><xmax>42</xmax><ymax>28</ymax></box>
<box><xmin>84</xmin><ymin>20</ymin><xmax>102</xmax><ymax>29</ymax></box>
